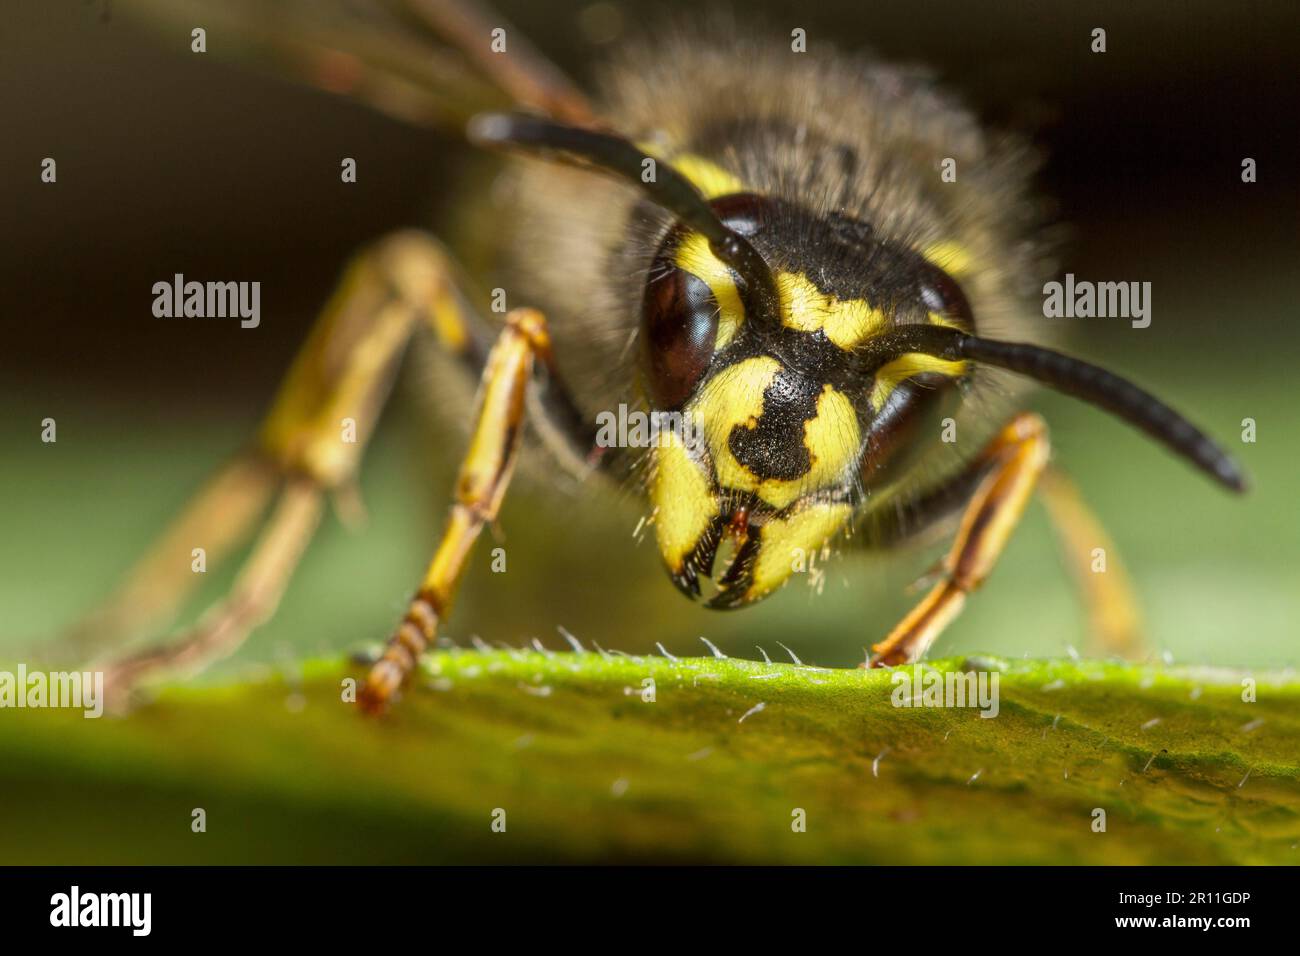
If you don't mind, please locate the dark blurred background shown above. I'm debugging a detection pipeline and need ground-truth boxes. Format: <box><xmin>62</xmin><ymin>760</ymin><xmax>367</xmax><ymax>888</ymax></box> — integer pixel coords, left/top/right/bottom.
<box><xmin>2</xmin><ymin>0</ymin><xmax>1297</xmax><ymax>672</ymax></box>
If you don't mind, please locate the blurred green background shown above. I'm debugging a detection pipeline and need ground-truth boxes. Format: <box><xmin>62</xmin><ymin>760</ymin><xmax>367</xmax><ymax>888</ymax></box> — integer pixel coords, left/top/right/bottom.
<box><xmin>2</xmin><ymin>0</ymin><xmax>1297</xmax><ymax>681</ymax></box>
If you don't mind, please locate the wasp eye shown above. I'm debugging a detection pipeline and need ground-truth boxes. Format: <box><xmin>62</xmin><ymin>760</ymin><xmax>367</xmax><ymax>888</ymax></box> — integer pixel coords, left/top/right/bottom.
<box><xmin>640</xmin><ymin>193</ymin><xmax>774</xmax><ymax>409</ymax></box>
<box><xmin>919</xmin><ymin>264</ymin><xmax>975</xmax><ymax>330</ymax></box>
<box><xmin>640</xmin><ymin>256</ymin><xmax>720</xmax><ymax>409</ymax></box>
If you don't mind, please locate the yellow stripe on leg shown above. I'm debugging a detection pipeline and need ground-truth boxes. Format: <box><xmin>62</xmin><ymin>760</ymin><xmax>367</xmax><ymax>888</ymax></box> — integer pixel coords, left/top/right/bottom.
<box><xmin>870</xmin><ymin>413</ymin><xmax>1050</xmax><ymax>666</ymax></box>
<box><xmin>360</xmin><ymin>309</ymin><xmax>548</xmax><ymax>712</ymax></box>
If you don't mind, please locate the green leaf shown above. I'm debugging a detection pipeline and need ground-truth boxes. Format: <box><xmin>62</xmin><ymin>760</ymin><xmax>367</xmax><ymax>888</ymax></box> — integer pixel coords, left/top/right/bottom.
<box><xmin>2</xmin><ymin>652</ymin><xmax>1296</xmax><ymax>863</ymax></box>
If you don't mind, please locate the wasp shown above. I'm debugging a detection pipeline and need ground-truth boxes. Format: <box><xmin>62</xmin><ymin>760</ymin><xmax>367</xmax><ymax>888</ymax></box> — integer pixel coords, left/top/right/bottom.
<box><xmin>76</xmin><ymin>0</ymin><xmax>1245</xmax><ymax>711</ymax></box>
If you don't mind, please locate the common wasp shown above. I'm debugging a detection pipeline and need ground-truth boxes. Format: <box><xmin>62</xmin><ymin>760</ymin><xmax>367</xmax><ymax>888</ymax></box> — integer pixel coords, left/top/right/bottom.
<box><xmin>67</xmin><ymin>0</ymin><xmax>1246</xmax><ymax>711</ymax></box>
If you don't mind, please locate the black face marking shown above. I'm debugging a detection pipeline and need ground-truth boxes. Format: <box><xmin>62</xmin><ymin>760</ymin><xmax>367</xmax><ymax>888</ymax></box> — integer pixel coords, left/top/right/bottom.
<box><xmin>728</xmin><ymin>370</ymin><xmax>822</xmax><ymax>481</ymax></box>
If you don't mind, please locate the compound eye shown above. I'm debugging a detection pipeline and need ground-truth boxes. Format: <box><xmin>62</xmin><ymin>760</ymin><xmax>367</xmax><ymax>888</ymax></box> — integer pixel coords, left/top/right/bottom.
<box><xmin>639</xmin><ymin>192</ymin><xmax>773</xmax><ymax>410</ymax></box>
<box><xmin>919</xmin><ymin>264</ymin><xmax>975</xmax><ymax>331</ymax></box>
<box><xmin>640</xmin><ymin>258</ymin><xmax>720</xmax><ymax>410</ymax></box>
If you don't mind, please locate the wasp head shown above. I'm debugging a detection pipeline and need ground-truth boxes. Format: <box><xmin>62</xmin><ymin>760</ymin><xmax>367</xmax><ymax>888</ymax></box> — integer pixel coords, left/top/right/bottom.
<box><xmin>641</xmin><ymin>193</ymin><xmax>973</xmax><ymax>607</ymax></box>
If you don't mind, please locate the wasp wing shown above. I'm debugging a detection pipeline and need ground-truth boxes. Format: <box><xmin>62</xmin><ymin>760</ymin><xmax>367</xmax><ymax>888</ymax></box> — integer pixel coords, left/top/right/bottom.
<box><xmin>118</xmin><ymin>0</ymin><xmax>594</xmax><ymax>133</ymax></box>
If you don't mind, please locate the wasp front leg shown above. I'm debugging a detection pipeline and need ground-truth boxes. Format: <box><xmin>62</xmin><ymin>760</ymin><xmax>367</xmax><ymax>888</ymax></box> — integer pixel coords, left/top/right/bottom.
<box><xmin>85</xmin><ymin>231</ymin><xmax>490</xmax><ymax>699</ymax></box>
<box><xmin>869</xmin><ymin>411</ymin><xmax>1051</xmax><ymax>667</ymax></box>
<box><xmin>359</xmin><ymin>308</ymin><xmax>553</xmax><ymax>712</ymax></box>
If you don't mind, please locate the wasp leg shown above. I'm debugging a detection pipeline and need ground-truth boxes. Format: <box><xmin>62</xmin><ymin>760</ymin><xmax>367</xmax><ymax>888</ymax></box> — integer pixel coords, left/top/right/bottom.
<box><xmin>359</xmin><ymin>308</ymin><xmax>550</xmax><ymax>713</ymax></box>
<box><xmin>869</xmin><ymin>412</ymin><xmax>1051</xmax><ymax>667</ymax></box>
<box><xmin>99</xmin><ymin>478</ymin><xmax>325</xmax><ymax>697</ymax></box>
<box><xmin>1037</xmin><ymin>466</ymin><xmax>1144</xmax><ymax>659</ymax></box>
<box><xmin>50</xmin><ymin>454</ymin><xmax>281</xmax><ymax>664</ymax></box>
<box><xmin>80</xmin><ymin>231</ymin><xmax>499</xmax><ymax>697</ymax></box>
